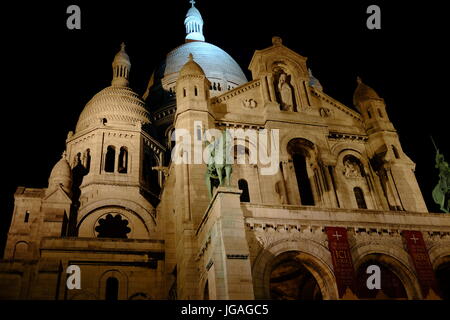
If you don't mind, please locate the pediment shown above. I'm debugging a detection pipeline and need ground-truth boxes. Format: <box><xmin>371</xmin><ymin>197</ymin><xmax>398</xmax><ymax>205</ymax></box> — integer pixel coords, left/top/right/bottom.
<box><xmin>43</xmin><ymin>186</ymin><xmax>72</xmax><ymax>204</ymax></box>
<box><xmin>309</xmin><ymin>88</ymin><xmax>363</xmax><ymax>125</ymax></box>
<box><xmin>249</xmin><ymin>41</ymin><xmax>308</xmax><ymax>79</ymax></box>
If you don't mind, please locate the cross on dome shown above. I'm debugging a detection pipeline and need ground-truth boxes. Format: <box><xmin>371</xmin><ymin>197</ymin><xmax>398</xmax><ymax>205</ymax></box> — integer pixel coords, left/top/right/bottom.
<box><xmin>185</xmin><ymin>0</ymin><xmax>205</xmax><ymax>42</ymax></box>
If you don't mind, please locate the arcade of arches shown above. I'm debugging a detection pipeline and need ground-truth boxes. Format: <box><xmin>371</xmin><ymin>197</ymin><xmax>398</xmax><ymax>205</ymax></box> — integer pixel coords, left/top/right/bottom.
<box><xmin>265</xmin><ymin>250</ymin><xmax>450</xmax><ymax>300</ymax></box>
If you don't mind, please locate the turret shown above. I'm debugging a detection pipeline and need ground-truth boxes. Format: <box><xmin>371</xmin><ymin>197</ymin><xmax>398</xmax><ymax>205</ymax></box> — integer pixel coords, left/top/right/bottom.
<box><xmin>175</xmin><ymin>53</ymin><xmax>211</xmax><ymax>117</ymax></box>
<box><xmin>353</xmin><ymin>77</ymin><xmax>394</xmax><ymax>134</ymax></box>
<box><xmin>111</xmin><ymin>42</ymin><xmax>131</xmax><ymax>87</ymax></box>
<box><xmin>354</xmin><ymin>78</ymin><xmax>428</xmax><ymax>212</ymax></box>
<box><xmin>47</xmin><ymin>151</ymin><xmax>72</xmax><ymax>196</ymax></box>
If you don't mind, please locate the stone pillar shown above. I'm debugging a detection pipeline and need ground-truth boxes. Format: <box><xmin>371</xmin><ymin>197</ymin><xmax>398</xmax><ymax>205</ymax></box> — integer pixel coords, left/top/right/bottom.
<box><xmin>201</xmin><ymin>187</ymin><xmax>254</xmax><ymax>299</ymax></box>
<box><xmin>281</xmin><ymin>160</ymin><xmax>301</xmax><ymax>205</ymax></box>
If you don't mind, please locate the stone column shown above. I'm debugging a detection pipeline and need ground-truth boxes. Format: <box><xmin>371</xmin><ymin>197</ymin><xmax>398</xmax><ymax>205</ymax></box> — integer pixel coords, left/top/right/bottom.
<box><xmin>281</xmin><ymin>160</ymin><xmax>301</xmax><ymax>205</ymax></box>
<box><xmin>203</xmin><ymin>187</ymin><xmax>254</xmax><ymax>299</ymax></box>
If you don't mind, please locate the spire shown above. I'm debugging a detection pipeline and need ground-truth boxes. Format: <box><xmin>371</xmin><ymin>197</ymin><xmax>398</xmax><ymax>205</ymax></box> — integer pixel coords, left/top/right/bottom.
<box><xmin>184</xmin><ymin>0</ymin><xmax>205</xmax><ymax>42</ymax></box>
<box><xmin>112</xmin><ymin>42</ymin><xmax>131</xmax><ymax>87</ymax></box>
<box><xmin>353</xmin><ymin>76</ymin><xmax>381</xmax><ymax>110</ymax></box>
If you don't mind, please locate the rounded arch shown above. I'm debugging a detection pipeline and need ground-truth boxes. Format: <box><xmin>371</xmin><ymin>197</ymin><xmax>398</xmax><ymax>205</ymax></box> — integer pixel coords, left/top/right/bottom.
<box><xmin>78</xmin><ymin>198</ymin><xmax>156</xmax><ymax>227</ymax></box>
<box><xmin>232</xmin><ymin>136</ymin><xmax>258</xmax><ymax>165</ymax></box>
<box><xmin>13</xmin><ymin>241</ymin><xmax>29</xmax><ymax>260</ymax></box>
<box><xmin>335</xmin><ymin>148</ymin><xmax>380</xmax><ymax>210</ymax></box>
<box><xmin>267</xmin><ymin>55</ymin><xmax>308</xmax><ymax>79</ymax></box>
<box><xmin>285</xmin><ymin>137</ymin><xmax>321</xmax><ymax>206</ymax></box>
<box><xmin>252</xmin><ymin>239</ymin><xmax>338</xmax><ymax>300</ymax></box>
<box><xmin>428</xmin><ymin>244</ymin><xmax>450</xmax><ymax>299</ymax></box>
<box><xmin>351</xmin><ymin>242</ymin><xmax>421</xmax><ymax>299</ymax></box>
<box><xmin>331</xmin><ymin>142</ymin><xmax>365</xmax><ymax>158</ymax></box>
<box><xmin>77</xmin><ymin>202</ymin><xmax>156</xmax><ymax>239</ymax></box>
<box><xmin>279</xmin><ymin>134</ymin><xmax>322</xmax><ymax>160</ymax></box>
<box><xmin>128</xmin><ymin>292</ymin><xmax>150</xmax><ymax>300</ymax></box>
<box><xmin>429</xmin><ymin>244</ymin><xmax>450</xmax><ymax>270</ymax></box>
<box><xmin>99</xmin><ymin>269</ymin><xmax>128</xmax><ymax>300</ymax></box>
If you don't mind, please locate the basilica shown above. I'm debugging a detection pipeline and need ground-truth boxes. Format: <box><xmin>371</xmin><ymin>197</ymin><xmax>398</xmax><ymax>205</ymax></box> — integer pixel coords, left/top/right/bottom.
<box><xmin>1</xmin><ymin>2</ymin><xmax>449</xmax><ymax>300</ymax></box>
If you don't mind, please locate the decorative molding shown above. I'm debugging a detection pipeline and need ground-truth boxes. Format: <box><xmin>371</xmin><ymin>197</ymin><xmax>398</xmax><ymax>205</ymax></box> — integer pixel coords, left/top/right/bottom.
<box><xmin>211</xmin><ymin>80</ymin><xmax>261</xmax><ymax>105</ymax></box>
<box><xmin>216</xmin><ymin>121</ymin><xmax>264</xmax><ymax>130</ymax></box>
<box><xmin>153</xmin><ymin>106</ymin><xmax>176</xmax><ymax>121</ymax></box>
<box><xmin>226</xmin><ymin>254</ymin><xmax>249</xmax><ymax>260</ymax></box>
<box><xmin>310</xmin><ymin>88</ymin><xmax>362</xmax><ymax>121</ymax></box>
<box><xmin>328</xmin><ymin>132</ymin><xmax>368</xmax><ymax>142</ymax></box>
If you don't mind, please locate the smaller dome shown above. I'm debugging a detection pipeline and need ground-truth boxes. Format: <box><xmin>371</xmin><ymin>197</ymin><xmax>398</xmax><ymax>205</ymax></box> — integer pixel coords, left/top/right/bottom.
<box><xmin>186</xmin><ymin>6</ymin><xmax>202</xmax><ymax>19</ymax></box>
<box><xmin>353</xmin><ymin>77</ymin><xmax>381</xmax><ymax>110</ymax></box>
<box><xmin>76</xmin><ymin>86</ymin><xmax>151</xmax><ymax>132</ymax></box>
<box><xmin>48</xmin><ymin>152</ymin><xmax>72</xmax><ymax>193</ymax></box>
<box><xmin>179</xmin><ymin>53</ymin><xmax>205</xmax><ymax>77</ymax></box>
<box><xmin>113</xmin><ymin>43</ymin><xmax>130</xmax><ymax>65</ymax></box>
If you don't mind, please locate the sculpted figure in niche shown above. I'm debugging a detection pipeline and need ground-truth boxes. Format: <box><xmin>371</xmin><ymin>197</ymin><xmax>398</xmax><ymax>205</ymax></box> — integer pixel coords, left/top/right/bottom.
<box><xmin>277</xmin><ymin>73</ymin><xmax>294</xmax><ymax>111</ymax></box>
<box><xmin>343</xmin><ymin>158</ymin><xmax>361</xmax><ymax>178</ymax></box>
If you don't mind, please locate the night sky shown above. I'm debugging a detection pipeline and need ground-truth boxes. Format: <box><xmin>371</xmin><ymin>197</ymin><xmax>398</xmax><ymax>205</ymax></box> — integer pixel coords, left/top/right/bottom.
<box><xmin>1</xmin><ymin>0</ymin><xmax>448</xmax><ymax>252</ymax></box>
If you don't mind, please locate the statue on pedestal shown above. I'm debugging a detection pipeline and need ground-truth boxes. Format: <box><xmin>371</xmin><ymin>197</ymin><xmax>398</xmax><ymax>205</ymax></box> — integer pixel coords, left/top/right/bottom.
<box><xmin>431</xmin><ymin>137</ymin><xmax>450</xmax><ymax>213</ymax></box>
<box><xmin>205</xmin><ymin>130</ymin><xmax>233</xmax><ymax>199</ymax></box>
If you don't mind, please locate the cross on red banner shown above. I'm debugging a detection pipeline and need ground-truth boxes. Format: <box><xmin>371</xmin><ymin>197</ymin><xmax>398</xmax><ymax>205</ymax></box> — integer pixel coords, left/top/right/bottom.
<box><xmin>401</xmin><ymin>230</ymin><xmax>440</xmax><ymax>298</ymax></box>
<box><xmin>325</xmin><ymin>226</ymin><xmax>356</xmax><ymax>298</ymax></box>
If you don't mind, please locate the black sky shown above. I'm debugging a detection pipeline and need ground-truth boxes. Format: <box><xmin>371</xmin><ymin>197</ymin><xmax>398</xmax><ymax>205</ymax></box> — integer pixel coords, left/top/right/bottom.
<box><xmin>1</xmin><ymin>0</ymin><xmax>449</xmax><ymax>252</ymax></box>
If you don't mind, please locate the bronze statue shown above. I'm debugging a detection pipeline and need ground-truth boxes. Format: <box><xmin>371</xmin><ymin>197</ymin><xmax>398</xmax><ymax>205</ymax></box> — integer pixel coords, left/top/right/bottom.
<box><xmin>431</xmin><ymin>137</ymin><xmax>450</xmax><ymax>213</ymax></box>
<box><xmin>205</xmin><ymin>130</ymin><xmax>233</xmax><ymax>198</ymax></box>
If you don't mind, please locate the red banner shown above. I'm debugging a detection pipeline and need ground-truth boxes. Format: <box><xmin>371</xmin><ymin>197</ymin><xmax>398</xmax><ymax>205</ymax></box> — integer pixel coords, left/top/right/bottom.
<box><xmin>402</xmin><ymin>230</ymin><xmax>439</xmax><ymax>298</ymax></box>
<box><xmin>325</xmin><ymin>227</ymin><xmax>356</xmax><ymax>298</ymax></box>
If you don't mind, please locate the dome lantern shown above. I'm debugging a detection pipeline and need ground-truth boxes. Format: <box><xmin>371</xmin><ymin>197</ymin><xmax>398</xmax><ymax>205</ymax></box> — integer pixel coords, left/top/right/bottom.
<box><xmin>185</xmin><ymin>0</ymin><xmax>205</xmax><ymax>42</ymax></box>
<box><xmin>112</xmin><ymin>42</ymin><xmax>131</xmax><ymax>87</ymax></box>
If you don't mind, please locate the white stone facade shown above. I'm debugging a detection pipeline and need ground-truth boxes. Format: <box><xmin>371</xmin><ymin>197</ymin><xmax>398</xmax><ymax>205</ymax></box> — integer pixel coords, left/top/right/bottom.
<box><xmin>1</xmin><ymin>3</ymin><xmax>450</xmax><ymax>300</ymax></box>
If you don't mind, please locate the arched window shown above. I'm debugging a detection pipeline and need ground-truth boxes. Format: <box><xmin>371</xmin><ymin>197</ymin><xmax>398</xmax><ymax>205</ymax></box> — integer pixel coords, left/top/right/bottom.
<box><xmin>194</xmin><ymin>86</ymin><xmax>198</xmax><ymax>96</ymax></box>
<box><xmin>183</xmin><ymin>88</ymin><xmax>187</xmax><ymax>97</ymax></box>
<box><xmin>105</xmin><ymin>146</ymin><xmax>115</xmax><ymax>173</ymax></box>
<box><xmin>234</xmin><ymin>144</ymin><xmax>250</xmax><ymax>164</ymax></box>
<box><xmin>354</xmin><ymin>187</ymin><xmax>367</xmax><ymax>209</ymax></box>
<box><xmin>238</xmin><ymin>179</ymin><xmax>250</xmax><ymax>202</ymax></box>
<box><xmin>84</xmin><ymin>149</ymin><xmax>91</xmax><ymax>173</ymax></box>
<box><xmin>105</xmin><ymin>277</ymin><xmax>119</xmax><ymax>300</ymax></box>
<box><xmin>378</xmin><ymin>109</ymin><xmax>383</xmax><ymax>118</ymax></box>
<box><xmin>13</xmin><ymin>241</ymin><xmax>29</xmax><ymax>260</ymax></box>
<box><xmin>293</xmin><ymin>153</ymin><xmax>315</xmax><ymax>205</ymax></box>
<box><xmin>95</xmin><ymin>214</ymin><xmax>131</xmax><ymax>238</ymax></box>
<box><xmin>118</xmin><ymin>147</ymin><xmax>128</xmax><ymax>174</ymax></box>
<box><xmin>24</xmin><ymin>211</ymin><xmax>30</xmax><ymax>223</ymax></box>
<box><xmin>392</xmin><ymin>145</ymin><xmax>400</xmax><ymax>159</ymax></box>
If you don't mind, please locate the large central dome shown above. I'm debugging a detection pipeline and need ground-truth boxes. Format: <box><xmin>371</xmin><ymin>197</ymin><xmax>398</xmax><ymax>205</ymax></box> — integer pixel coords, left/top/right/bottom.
<box><xmin>151</xmin><ymin>41</ymin><xmax>248</xmax><ymax>95</ymax></box>
<box><xmin>143</xmin><ymin>2</ymin><xmax>248</xmax><ymax>108</ymax></box>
